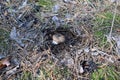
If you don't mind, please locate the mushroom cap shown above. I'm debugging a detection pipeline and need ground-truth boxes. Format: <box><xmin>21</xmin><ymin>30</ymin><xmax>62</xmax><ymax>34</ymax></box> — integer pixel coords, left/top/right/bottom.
<box><xmin>52</xmin><ymin>33</ymin><xmax>65</xmax><ymax>44</ymax></box>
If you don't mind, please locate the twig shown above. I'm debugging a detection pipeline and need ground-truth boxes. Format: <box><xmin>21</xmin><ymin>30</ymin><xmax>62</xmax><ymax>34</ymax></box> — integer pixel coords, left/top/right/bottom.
<box><xmin>109</xmin><ymin>2</ymin><xmax>118</xmax><ymax>38</ymax></box>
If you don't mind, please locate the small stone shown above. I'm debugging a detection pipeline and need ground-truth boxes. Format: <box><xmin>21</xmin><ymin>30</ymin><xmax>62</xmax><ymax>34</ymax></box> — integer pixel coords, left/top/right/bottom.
<box><xmin>67</xmin><ymin>58</ymin><xmax>74</xmax><ymax>68</ymax></box>
<box><xmin>52</xmin><ymin>4</ymin><xmax>60</xmax><ymax>13</ymax></box>
<box><xmin>79</xmin><ymin>66</ymin><xmax>84</xmax><ymax>73</ymax></box>
<box><xmin>91</xmin><ymin>47</ymin><xmax>97</xmax><ymax>52</ymax></box>
<box><xmin>91</xmin><ymin>52</ymin><xmax>99</xmax><ymax>56</ymax></box>
<box><xmin>84</xmin><ymin>47</ymin><xmax>89</xmax><ymax>53</ymax></box>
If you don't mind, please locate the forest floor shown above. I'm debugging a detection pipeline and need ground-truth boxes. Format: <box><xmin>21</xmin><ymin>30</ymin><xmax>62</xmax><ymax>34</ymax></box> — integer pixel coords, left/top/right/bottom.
<box><xmin>0</xmin><ymin>0</ymin><xmax>120</xmax><ymax>80</ymax></box>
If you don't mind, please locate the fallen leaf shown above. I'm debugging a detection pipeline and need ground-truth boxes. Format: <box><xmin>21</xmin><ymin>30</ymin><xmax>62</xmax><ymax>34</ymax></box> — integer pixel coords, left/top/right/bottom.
<box><xmin>0</xmin><ymin>57</ymin><xmax>10</xmax><ymax>70</ymax></box>
<box><xmin>116</xmin><ymin>28</ymin><xmax>120</xmax><ymax>32</ymax></box>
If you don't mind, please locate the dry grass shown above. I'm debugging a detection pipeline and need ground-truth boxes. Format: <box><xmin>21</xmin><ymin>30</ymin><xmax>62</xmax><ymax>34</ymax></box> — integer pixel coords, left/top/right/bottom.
<box><xmin>0</xmin><ymin>0</ymin><xmax>120</xmax><ymax>80</ymax></box>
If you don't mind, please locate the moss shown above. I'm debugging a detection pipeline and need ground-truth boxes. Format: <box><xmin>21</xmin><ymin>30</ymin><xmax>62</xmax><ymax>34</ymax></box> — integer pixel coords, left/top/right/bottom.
<box><xmin>93</xmin><ymin>11</ymin><xmax>120</xmax><ymax>47</ymax></box>
<box><xmin>0</xmin><ymin>29</ymin><xmax>10</xmax><ymax>53</ymax></box>
<box><xmin>19</xmin><ymin>71</ymin><xmax>33</xmax><ymax>80</ymax></box>
<box><xmin>37</xmin><ymin>0</ymin><xmax>54</xmax><ymax>9</ymax></box>
<box><xmin>49</xmin><ymin>66</ymin><xmax>70</xmax><ymax>80</ymax></box>
<box><xmin>91</xmin><ymin>65</ymin><xmax>120</xmax><ymax>80</ymax></box>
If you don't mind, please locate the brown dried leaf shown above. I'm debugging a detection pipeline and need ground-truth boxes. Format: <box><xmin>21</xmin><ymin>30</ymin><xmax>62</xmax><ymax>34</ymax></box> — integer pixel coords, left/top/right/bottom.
<box><xmin>0</xmin><ymin>57</ymin><xmax>10</xmax><ymax>70</ymax></box>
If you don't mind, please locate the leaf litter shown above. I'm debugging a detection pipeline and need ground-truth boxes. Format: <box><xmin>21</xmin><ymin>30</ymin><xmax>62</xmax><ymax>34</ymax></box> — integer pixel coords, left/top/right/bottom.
<box><xmin>0</xmin><ymin>0</ymin><xmax>120</xmax><ymax>80</ymax></box>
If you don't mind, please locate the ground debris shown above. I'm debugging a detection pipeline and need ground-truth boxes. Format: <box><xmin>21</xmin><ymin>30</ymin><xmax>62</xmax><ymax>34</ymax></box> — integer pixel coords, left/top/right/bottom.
<box><xmin>0</xmin><ymin>0</ymin><xmax>120</xmax><ymax>79</ymax></box>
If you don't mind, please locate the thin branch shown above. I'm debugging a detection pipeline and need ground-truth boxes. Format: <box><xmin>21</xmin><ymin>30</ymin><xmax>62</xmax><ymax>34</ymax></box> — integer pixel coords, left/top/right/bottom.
<box><xmin>109</xmin><ymin>1</ymin><xmax>118</xmax><ymax>38</ymax></box>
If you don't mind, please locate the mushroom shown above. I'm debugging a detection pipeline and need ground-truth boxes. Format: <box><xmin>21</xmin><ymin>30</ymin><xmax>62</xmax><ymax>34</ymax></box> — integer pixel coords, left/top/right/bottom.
<box><xmin>52</xmin><ymin>33</ymin><xmax>65</xmax><ymax>45</ymax></box>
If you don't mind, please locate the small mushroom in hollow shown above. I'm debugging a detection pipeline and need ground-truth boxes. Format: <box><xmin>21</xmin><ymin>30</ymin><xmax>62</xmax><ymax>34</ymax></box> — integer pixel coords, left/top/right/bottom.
<box><xmin>52</xmin><ymin>33</ymin><xmax>65</xmax><ymax>45</ymax></box>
